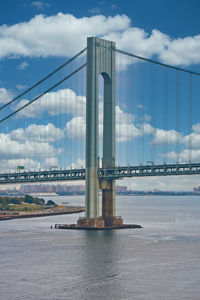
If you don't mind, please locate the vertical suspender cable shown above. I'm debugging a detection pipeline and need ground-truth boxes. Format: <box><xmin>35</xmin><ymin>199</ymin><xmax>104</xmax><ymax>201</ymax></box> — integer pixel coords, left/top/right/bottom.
<box><xmin>188</xmin><ymin>74</ymin><xmax>193</xmax><ymax>162</ymax></box>
<box><xmin>126</xmin><ymin>56</ymin><xmax>129</xmax><ymax>166</ymax></box>
<box><xmin>75</xmin><ymin>60</ymin><xmax>78</xmax><ymax>168</ymax></box>
<box><xmin>130</xmin><ymin>56</ymin><xmax>134</xmax><ymax>166</ymax></box>
<box><xmin>163</xmin><ymin>69</ymin><xmax>168</xmax><ymax>163</ymax></box>
<box><xmin>176</xmin><ymin>71</ymin><xmax>180</xmax><ymax>163</ymax></box>
<box><xmin>150</xmin><ymin>63</ymin><xmax>156</xmax><ymax>163</ymax></box>
<box><xmin>139</xmin><ymin>61</ymin><xmax>145</xmax><ymax>165</ymax></box>
<box><xmin>118</xmin><ymin>54</ymin><xmax>122</xmax><ymax>166</ymax></box>
<box><xmin>127</xmin><ymin>56</ymin><xmax>130</xmax><ymax>166</ymax></box>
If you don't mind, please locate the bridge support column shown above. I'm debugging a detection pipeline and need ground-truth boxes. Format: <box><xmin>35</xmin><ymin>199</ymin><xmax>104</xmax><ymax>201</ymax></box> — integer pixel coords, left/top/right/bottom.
<box><xmin>78</xmin><ymin>36</ymin><xmax>123</xmax><ymax>228</ymax></box>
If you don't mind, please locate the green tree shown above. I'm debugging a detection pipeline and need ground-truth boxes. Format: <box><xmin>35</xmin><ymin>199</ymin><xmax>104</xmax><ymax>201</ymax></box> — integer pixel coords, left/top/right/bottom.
<box><xmin>34</xmin><ymin>197</ymin><xmax>45</xmax><ymax>205</ymax></box>
<box><xmin>1</xmin><ymin>198</ymin><xmax>9</xmax><ymax>210</ymax></box>
<box><xmin>46</xmin><ymin>200</ymin><xmax>57</xmax><ymax>206</ymax></box>
<box><xmin>11</xmin><ymin>197</ymin><xmax>22</xmax><ymax>204</ymax></box>
<box><xmin>24</xmin><ymin>194</ymin><xmax>34</xmax><ymax>204</ymax></box>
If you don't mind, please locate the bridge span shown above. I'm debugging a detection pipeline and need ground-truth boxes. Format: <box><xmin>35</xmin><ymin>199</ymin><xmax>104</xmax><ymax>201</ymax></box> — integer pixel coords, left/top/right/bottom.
<box><xmin>1</xmin><ymin>162</ymin><xmax>200</xmax><ymax>184</ymax></box>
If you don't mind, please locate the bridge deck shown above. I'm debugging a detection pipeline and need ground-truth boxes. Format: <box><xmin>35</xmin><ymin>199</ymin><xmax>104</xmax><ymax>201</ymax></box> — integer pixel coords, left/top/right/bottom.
<box><xmin>0</xmin><ymin>163</ymin><xmax>200</xmax><ymax>184</ymax></box>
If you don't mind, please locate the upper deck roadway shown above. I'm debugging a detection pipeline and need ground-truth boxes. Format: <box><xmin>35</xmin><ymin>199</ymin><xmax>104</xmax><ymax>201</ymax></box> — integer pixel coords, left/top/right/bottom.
<box><xmin>0</xmin><ymin>163</ymin><xmax>200</xmax><ymax>184</ymax></box>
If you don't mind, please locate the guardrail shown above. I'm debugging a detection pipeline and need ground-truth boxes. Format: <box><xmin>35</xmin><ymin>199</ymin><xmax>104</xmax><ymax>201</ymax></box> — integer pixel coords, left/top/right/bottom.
<box><xmin>0</xmin><ymin>163</ymin><xmax>200</xmax><ymax>184</ymax></box>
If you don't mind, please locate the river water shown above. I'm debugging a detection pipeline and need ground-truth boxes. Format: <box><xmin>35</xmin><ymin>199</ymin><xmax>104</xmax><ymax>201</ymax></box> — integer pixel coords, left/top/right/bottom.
<box><xmin>0</xmin><ymin>195</ymin><xmax>200</xmax><ymax>300</ymax></box>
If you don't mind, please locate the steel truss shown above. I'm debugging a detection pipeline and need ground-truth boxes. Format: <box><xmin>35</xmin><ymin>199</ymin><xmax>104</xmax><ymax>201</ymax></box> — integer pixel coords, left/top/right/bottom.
<box><xmin>1</xmin><ymin>163</ymin><xmax>200</xmax><ymax>184</ymax></box>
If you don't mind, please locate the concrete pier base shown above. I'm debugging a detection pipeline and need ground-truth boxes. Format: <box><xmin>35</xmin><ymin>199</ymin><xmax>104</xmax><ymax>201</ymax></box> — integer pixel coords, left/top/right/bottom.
<box><xmin>55</xmin><ymin>222</ymin><xmax>142</xmax><ymax>230</ymax></box>
<box><xmin>77</xmin><ymin>216</ymin><xmax>123</xmax><ymax>228</ymax></box>
<box><xmin>77</xmin><ymin>217</ymin><xmax>105</xmax><ymax>228</ymax></box>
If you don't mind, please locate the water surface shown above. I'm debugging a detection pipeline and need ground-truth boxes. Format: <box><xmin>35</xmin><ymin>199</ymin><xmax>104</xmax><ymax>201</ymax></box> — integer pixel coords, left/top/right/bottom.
<box><xmin>1</xmin><ymin>195</ymin><xmax>200</xmax><ymax>299</ymax></box>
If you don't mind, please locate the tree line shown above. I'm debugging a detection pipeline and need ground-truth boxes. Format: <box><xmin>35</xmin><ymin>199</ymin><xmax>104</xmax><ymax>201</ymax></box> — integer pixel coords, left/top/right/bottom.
<box><xmin>0</xmin><ymin>195</ymin><xmax>56</xmax><ymax>210</ymax></box>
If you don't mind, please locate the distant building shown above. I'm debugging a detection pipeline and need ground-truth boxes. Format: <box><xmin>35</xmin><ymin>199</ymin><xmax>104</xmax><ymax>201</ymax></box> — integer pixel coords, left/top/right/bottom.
<box><xmin>193</xmin><ymin>186</ymin><xmax>200</xmax><ymax>193</ymax></box>
<box><xmin>20</xmin><ymin>184</ymin><xmax>85</xmax><ymax>194</ymax></box>
<box><xmin>116</xmin><ymin>185</ymin><xmax>127</xmax><ymax>193</ymax></box>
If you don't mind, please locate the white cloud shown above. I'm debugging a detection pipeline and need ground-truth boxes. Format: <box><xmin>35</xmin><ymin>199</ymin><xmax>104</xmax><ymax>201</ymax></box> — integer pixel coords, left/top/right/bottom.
<box><xmin>0</xmin><ymin>12</ymin><xmax>199</xmax><ymax>66</ymax></box>
<box><xmin>120</xmin><ymin>175</ymin><xmax>200</xmax><ymax>191</ymax></box>
<box><xmin>163</xmin><ymin>149</ymin><xmax>200</xmax><ymax>163</ymax></box>
<box><xmin>68</xmin><ymin>158</ymin><xmax>85</xmax><ymax>169</ymax></box>
<box><xmin>0</xmin><ymin>87</ymin><xmax>14</xmax><ymax>104</ymax></box>
<box><xmin>65</xmin><ymin>102</ymin><xmax>139</xmax><ymax>142</ymax></box>
<box><xmin>192</xmin><ymin>123</ymin><xmax>200</xmax><ymax>134</ymax></box>
<box><xmin>31</xmin><ymin>1</ymin><xmax>50</xmax><ymax>9</ymax></box>
<box><xmin>44</xmin><ymin>157</ymin><xmax>58</xmax><ymax>168</ymax></box>
<box><xmin>16</xmin><ymin>84</ymin><xmax>27</xmax><ymax>90</ymax></box>
<box><xmin>10</xmin><ymin>123</ymin><xmax>64</xmax><ymax>143</ymax></box>
<box><xmin>141</xmin><ymin>123</ymin><xmax>182</xmax><ymax>146</ymax></box>
<box><xmin>15</xmin><ymin>88</ymin><xmax>139</xmax><ymax>143</ymax></box>
<box><xmin>183</xmin><ymin>133</ymin><xmax>200</xmax><ymax>150</ymax></box>
<box><xmin>151</xmin><ymin>128</ymin><xmax>182</xmax><ymax>145</ymax></box>
<box><xmin>0</xmin><ymin>158</ymin><xmax>41</xmax><ymax>173</ymax></box>
<box><xmin>0</xmin><ymin>13</ymin><xmax>129</xmax><ymax>59</ymax></box>
<box><xmin>0</xmin><ymin>123</ymin><xmax>64</xmax><ymax>171</ymax></box>
<box><xmin>0</xmin><ymin>132</ymin><xmax>61</xmax><ymax>159</ymax></box>
<box><xmin>104</xmin><ymin>28</ymin><xmax>168</xmax><ymax>60</ymax></box>
<box><xmin>105</xmin><ymin>28</ymin><xmax>200</xmax><ymax>67</ymax></box>
<box><xmin>16</xmin><ymin>88</ymin><xmax>86</xmax><ymax>119</ymax></box>
<box><xmin>17</xmin><ymin>61</ymin><xmax>29</xmax><ymax>70</ymax></box>
<box><xmin>142</xmin><ymin>114</ymin><xmax>152</xmax><ymax>122</ymax></box>
<box><xmin>141</xmin><ymin>123</ymin><xmax>154</xmax><ymax>135</ymax></box>
<box><xmin>159</xmin><ymin>35</ymin><xmax>200</xmax><ymax>66</ymax></box>
<box><xmin>65</xmin><ymin>117</ymin><xmax>86</xmax><ymax>140</ymax></box>
<box><xmin>116</xmin><ymin>123</ymin><xmax>140</xmax><ymax>142</ymax></box>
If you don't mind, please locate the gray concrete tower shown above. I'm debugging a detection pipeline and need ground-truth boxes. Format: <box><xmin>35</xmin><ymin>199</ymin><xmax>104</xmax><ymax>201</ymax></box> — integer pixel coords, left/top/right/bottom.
<box><xmin>85</xmin><ymin>37</ymin><xmax>116</xmax><ymax>224</ymax></box>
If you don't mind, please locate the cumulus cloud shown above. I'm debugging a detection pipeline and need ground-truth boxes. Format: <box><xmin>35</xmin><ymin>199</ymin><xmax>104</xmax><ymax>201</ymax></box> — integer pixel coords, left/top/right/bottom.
<box><xmin>15</xmin><ymin>88</ymin><xmax>86</xmax><ymax>119</ymax></box>
<box><xmin>44</xmin><ymin>157</ymin><xmax>59</xmax><ymax>168</ymax></box>
<box><xmin>10</xmin><ymin>123</ymin><xmax>64</xmax><ymax>142</ymax></box>
<box><xmin>192</xmin><ymin>123</ymin><xmax>200</xmax><ymax>134</ymax></box>
<box><xmin>160</xmin><ymin>122</ymin><xmax>200</xmax><ymax>162</ymax></box>
<box><xmin>183</xmin><ymin>133</ymin><xmax>200</xmax><ymax>150</ymax></box>
<box><xmin>121</xmin><ymin>175</ymin><xmax>200</xmax><ymax>191</ymax></box>
<box><xmin>0</xmin><ymin>132</ymin><xmax>61</xmax><ymax>159</ymax></box>
<box><xmin>141</xmin><ymin>123</ymin><xmax>182</xmax><ymax>145</ymax></box>
<box><xmin>64</xmin><ymin>99</ymin><xmax>139</xmax><ymax>142</ymax></box>
<box><xmin>65</xmin><ymin>117</ymin><xmax>86</xmax><ymax>140</ymax></box>
<box><xmin>159</xmin><ymin>35</ymin><xmax>200</xmax><ymax>66</ymax></box>
<box><xmin>163</xmin><ymin>149</ymin><xmax>200</xmax><ymax>163</ymax></box>
<box><xmin>0</xmin><ymin>12</ymin><xmax>199</xmax><ymax>66</ymax></box>
<box><xmin>0</xmin><ymin>123</ymin><xmax>64</xmax><ymax>171</ymax></box>
<box><xmin>151</xmin><ymin>128</ymin><xmax>182</xmax><ymax>145</ymax></box>
<box><xmin>104</xmin><ymin>28</ymin><xmax>200</xmax><ymax>66</ymax></box>
<box><xmin>0</xmin><ymin>158</ymin><xmax>41</xmax><ymax>173</ymax></box>
<box><xmin>15</xmin><ymin>88</ymin><xmax>140</xmax><ymax>143</ymax></box>
<box><xmin>0</xmin><ymin>13</ymin><xmax>129</xmax><ymax>59</ymax></box>
<box><xmin>68</xmin><ymin>158</ymin><xmax>85</xmax><ymax>169</ymax></box>
<box><xmin>0</xmin><ymin>87</ymin><xmax>14</xmax><ymax>104</ymax></box>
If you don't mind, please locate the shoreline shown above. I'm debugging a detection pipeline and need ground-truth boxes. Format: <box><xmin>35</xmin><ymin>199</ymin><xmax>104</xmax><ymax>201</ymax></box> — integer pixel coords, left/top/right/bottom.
<box><xmin>0</xmin><ymin>208</ymin><xmax>85</xmax><ymax>221</ymax></box>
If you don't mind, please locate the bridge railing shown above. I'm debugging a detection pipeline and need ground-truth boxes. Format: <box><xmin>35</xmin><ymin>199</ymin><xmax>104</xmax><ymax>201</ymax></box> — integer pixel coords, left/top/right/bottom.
<box><xmin>1</xmin><ymin>162</ymin><xmax>200</xmax><ymax>184</ymax></box>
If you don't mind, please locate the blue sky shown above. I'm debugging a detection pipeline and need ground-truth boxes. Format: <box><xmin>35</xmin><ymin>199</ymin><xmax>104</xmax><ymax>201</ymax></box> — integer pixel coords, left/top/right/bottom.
<box><xmin>0</xmin><ymin>0</ymin><xmax>200</xmax><ymax>190</ymax></box>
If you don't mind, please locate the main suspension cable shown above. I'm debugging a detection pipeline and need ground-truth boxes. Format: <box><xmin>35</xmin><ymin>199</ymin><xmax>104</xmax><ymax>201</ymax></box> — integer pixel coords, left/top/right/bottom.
<box><xmin>0</xmin><ymin>47</ymin><xmax>87</xmax><ymax>111</ymax></box>
<box><xmin>115</xmin><ymin>48</ymin><xmax>200</xmax><ymax>76</ymax></box>
<box><xmin>0</xmin><ymin>63</ymin><xmax>87</xmax><ymax>124</ymax></box>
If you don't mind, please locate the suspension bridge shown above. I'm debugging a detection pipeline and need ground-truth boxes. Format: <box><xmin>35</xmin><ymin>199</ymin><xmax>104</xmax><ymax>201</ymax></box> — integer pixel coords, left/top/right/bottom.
<box><xmin>1</xmin><ymin>37</ymin><xmax>200</xmax><ymax>227</ymax></box>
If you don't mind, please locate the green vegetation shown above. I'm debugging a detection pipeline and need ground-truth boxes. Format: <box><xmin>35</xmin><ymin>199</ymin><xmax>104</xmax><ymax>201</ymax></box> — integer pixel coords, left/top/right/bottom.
<box><xmin>46</xmin><ymin>200</ymin><xmax>56</xmax><ymax>206</ymax></box>
<box><xmin>0</xmin><ymin>195</ymin><xmax>57</xmax><ymax>211</ymax></box>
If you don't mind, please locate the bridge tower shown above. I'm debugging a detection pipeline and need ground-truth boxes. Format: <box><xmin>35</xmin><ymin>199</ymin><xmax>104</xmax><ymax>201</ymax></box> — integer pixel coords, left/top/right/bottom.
<box><xmin>78</xmin><ymin>37</ymin><xmax>123</xmax><ymax>228</ymax></box>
